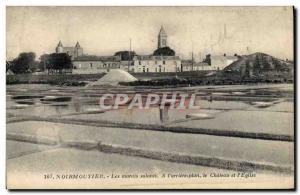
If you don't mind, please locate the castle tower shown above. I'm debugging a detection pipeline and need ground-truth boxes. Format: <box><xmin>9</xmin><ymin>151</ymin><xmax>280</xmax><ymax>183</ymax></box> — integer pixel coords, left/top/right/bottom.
<box><xmin>74</xmin><ymin>41</ymin><xmax>83</xmax><ymax>58</ymax></box>
<box><xmin>56</xmin><ymin>41</ymin><xmax>63</xmax><ymax>53</ymax></box>
<box><xmin>158</xmin><ymin>25</ymin><xmax>168</xmax><ymax>49</ymax></box>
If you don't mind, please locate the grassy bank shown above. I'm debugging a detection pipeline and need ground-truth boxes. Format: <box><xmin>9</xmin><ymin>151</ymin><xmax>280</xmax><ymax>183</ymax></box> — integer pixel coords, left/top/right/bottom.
<box><xmin>121</xmin><ymin>77</ymin><xmax>293</xmax><ymax>87</ymax></box>
<box><xmin>6</xmin><ymin>73</ymin><xmax>105</xmax><ymax>85</ymax></box>
<box><xmin>7</xmin><ymin>72</ymin><xmax>293</xmax><ymax>86</ymax></box>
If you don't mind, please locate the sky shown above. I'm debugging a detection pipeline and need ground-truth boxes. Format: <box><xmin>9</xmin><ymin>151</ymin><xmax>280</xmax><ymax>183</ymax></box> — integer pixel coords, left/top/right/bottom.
<box><xmin>6</xmin><ymin>6</ymin><xmax>294</xmax><ymax>61</ymax></box>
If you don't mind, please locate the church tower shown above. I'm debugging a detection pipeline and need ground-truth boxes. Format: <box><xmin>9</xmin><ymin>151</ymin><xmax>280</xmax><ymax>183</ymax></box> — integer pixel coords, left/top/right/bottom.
<box><xmin>75</xmin><ymin>41</ymin><xmax>81</xmax><ymax>48</ymax></box>
<box><xmin>56</xmin><ymin>41</ymin><xmax>63</xmax><ymax>53</ymax></box>
<box><xmin>74</xmin><ymin>41</ymin><xmax>83</xmax><ymax>58</ymax></box>
<box><xmin>158</xmin><ymin>25</ymin><xmax>168</xmax><ymax>49</ymax></box>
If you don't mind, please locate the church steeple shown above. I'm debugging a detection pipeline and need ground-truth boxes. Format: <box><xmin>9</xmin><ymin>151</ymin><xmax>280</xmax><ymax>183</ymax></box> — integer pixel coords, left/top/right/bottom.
<box><xmin>57</xmin><ymin>41</ymin><xmax>63</xmax><ymax>47</ymax></box>
<box><xmin>75</xmin><ymin>41</ymin><xmax>81</xmax><ymax>48</ymax></box>
<box><xmin>56</xmin><ymin>41</ymin><xmax>63</xmax><ymax>53</ymax></box>
<box><xmin>158</xmin><ymin>25</ymin><xmax>168</xmax><ymax>49</ymax></box>
<box><xmin>159</xmin><ymin>25</ymin><xmax>166</xmax><ymax>36</ymax></box>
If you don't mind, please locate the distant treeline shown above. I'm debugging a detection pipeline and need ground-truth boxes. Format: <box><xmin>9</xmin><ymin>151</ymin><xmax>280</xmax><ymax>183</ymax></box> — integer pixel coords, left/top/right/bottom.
<box><xmin>7</xmin><ymin>52</ymin><xmax>73</xmax><ymax>74</ymax></box>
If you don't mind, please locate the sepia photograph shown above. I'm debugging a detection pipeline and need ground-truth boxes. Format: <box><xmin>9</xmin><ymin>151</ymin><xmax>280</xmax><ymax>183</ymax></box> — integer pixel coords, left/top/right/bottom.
<box><xmin>5</xmin><ymin>6</ymin><xmax>294</xmax><ymax>189</ymax></box>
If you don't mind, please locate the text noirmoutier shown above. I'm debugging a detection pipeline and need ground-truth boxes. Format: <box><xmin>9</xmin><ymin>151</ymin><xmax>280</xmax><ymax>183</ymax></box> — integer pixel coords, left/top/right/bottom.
<box><xmin>47</xmin><ymin>172</ymin><xmax>256</xmax><ymax>180</ymax></box>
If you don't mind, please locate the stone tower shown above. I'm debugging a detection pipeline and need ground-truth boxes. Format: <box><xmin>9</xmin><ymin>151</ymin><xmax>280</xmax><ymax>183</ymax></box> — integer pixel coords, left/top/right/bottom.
<box><xmin>75</xmin><ymin>41</ymin><xmax>81</xmax><ymax>48</ymax></box>
<box><xmin>74</xmin><ymin>41</ymin><xmax>83</xmax><ymax>58</ymax></box>
<box><xmin>56</xmin><ymin>41</ymin><xmax>63</xmax><ymax>53</ymax></box>
<box><xmin>158</xmin><ymin>25</ymin><xmax>167</xmax><ymax>49</ymax></box>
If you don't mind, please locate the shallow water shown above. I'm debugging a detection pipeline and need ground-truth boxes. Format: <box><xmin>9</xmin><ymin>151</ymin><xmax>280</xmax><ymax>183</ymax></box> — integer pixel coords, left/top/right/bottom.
<box><xmin>7</xmin><ymin>84</ymin><xmax>294</xmax><ymax>137</ymax></box>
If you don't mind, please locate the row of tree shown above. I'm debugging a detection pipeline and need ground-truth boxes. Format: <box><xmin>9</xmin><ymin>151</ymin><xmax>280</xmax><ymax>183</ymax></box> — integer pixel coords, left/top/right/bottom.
<box><xmin>7</xmin><ymin>52</ymin><xmax>72</xmax><ymax>74</ymax></box>
<box><xmin>40</xmin><ymin>53</ymin><xmax>72</xmax><ymax>74</ymax></box>
<box><xmin>8</xmin><ymin>52</ymin><xmax>37</xmax><ymax>74</ymax></box>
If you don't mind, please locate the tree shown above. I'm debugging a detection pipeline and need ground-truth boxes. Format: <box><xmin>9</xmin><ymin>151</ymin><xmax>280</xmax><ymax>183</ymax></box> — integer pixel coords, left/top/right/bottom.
<box><xmin>47</xmin><ymin>53</ymin><xmax>72</xmax><ymax>74</ymax></box>
<box><xmin>10</xmin><ymin>52</ymin><xmax>36</xmax><ymax>74</ymax></box>
<box><xmin>153</xmin><ymin>47</ymin><xmax>175</xmax><ymax>56</ymax></box>
<box><xmin>114</xmin><ymin>51</ymin><xmax>136</xmax><ymax>61</ymax></box>
<box><xmin>28</xmin><ymin>61</ymin><xmax>40</xmax><ymax>72</ymax></box>
<box><xmin>39</xmin><ymin>54</ymin><xmax>51</xmax><ymax>71</ymax></box>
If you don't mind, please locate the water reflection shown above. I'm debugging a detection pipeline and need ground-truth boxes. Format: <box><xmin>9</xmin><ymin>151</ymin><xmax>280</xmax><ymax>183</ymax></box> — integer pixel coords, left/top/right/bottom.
<box><xmin>74</xmin><ymin>102</ymin><xmax>81</xmax><ymax>113</ymax></box>
<box><xmin>54</xmin><ymin>104</ymin><xmax>70</xmax><ymax>114</ymax></box>
<box><xmin>6</xmin><ymin>84</ymin><xmax>294</xmax><ymax>126</ymax></box>
<box><xmin>159</xmin><ymin>106</ymin><xmax>170</xmax><ymax>124</ymax></box>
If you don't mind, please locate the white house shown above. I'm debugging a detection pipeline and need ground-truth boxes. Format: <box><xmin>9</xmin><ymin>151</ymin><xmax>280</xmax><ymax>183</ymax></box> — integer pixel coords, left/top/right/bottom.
<box><xmin>132</xmin><ymin>55</ymin><xmax>181</xmax><ymax>73</ymax></box>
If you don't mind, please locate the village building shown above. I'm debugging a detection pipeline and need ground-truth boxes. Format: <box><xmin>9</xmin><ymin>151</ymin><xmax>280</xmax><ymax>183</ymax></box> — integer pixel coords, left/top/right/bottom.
<box><xmin>181</xmin><ymin>60</ymin><xmax>213</xmax><ymax>71</ymax></box>
<box><xmin>195</xmin><ymin>62</ymin><xmax>215</xmax><ymax>71</ymax></box>
<box><xmin>203</xmin><ymin>54</ymin><xmax>238</xmax><ymax>70</ymax></box>
<box><xmin>56</xmin><ymin>26</ymin><xmax>237</xmax><ymax>74</ymax></box>
<box><xmin>131</xmin><ymin>55</ymin><xmax>181</xmax><ymax>73</ymax></box>
<box><xmin>72</xmin><ymin>55</ymin><xmax>121</xmax><ymax>74</ymax></box>
<box><xmin>119</xmin><ymin>61</ymin><xmax>133</xmax><ymax>71</ymax></box>
<box><xmin>181</xmin><ymin>60</ymin><xmax>194</xmax><ymax>72</ymax></box>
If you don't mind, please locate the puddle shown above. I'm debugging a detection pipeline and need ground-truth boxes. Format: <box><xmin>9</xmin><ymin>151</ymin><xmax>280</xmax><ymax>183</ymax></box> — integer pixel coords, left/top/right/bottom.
<box><xmin>231</xmin><ymin>92</ymin><xmax>247</xmax><ymax>95</ymax></box>
<box><xmin>15</xmin><ymin>101</ymin><xmax>35</xmax><ymax>105</ymax></box>
<box><xmin>50</xmin><ymin>104</ymin><xmax>69</xmax><ymax>107</ymax></box>
<box><xmin>7</xmin><ymin>84</ymin><xmax>294</xmax><ymax>130</ymax></box>
<box><xmin>12</xmin><ymin>95</ymin><xmax>44</xmax><ymax>100</ymax></box>
<box><xmin>41</xmin><ymin>96</ymin><xmax>72</xmax><ymax>102</ymax></box>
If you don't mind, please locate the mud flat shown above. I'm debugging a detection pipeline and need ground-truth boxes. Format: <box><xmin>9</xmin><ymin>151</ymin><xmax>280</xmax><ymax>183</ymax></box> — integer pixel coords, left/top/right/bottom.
<box><xmin>7</xmin><ymin>140</ymin><xmax>54</xmax><ymax>159</ymax></box>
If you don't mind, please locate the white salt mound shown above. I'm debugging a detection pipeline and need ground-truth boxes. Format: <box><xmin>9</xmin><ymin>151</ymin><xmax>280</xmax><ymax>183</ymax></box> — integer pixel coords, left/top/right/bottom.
<box><xmin>91</xmin><ymin>69</ymin><xmax>138</xmax><ymax>86</ymax></box>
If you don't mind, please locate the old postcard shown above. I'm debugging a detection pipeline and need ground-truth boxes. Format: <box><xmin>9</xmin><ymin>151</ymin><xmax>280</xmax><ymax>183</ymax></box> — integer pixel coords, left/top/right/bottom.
<box><xmin>6</xmin><ymin>6</ymin><xmax>294</xmax><ymax>189</ymax></box>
